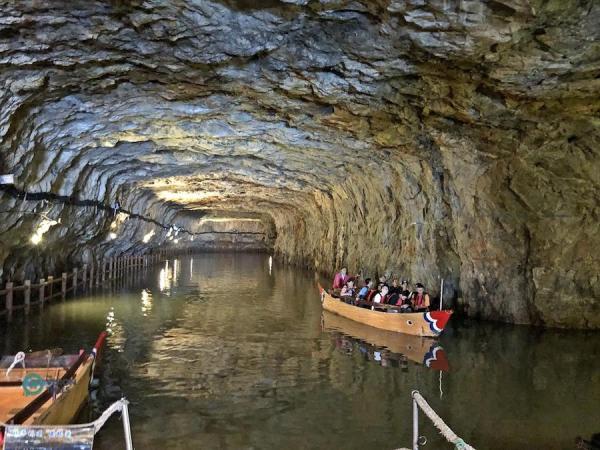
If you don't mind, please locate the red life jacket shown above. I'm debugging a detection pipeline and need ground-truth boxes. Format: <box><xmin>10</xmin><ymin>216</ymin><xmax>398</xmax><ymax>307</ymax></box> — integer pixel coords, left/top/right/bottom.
<box><xmin>366</xmin><ymin>289</ymin><xmax>377</xmax><ymax>301</ymax></box>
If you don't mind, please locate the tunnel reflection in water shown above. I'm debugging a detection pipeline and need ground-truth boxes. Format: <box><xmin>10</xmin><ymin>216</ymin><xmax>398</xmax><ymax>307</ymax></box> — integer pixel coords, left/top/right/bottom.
<box><xmin>0</xmin><ymin>253</ymin><xmax>598</xmax><ymax>450</ymax></box>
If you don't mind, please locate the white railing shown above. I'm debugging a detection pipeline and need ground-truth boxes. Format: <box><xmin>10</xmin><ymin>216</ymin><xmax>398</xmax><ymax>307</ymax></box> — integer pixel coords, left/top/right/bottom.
<box><xmin>2</xmin><ymin>398</ymin><xmax>134</xmax><ymax>450</ymax></box>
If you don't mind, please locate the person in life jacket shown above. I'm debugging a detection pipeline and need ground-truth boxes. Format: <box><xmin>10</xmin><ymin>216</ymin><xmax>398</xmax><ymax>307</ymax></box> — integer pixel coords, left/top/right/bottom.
<box><xmin>332</xmin><ymin>267</ymin><xmax>350</xmax><ymax>290</ymax></box>
<box><xmin>373</xmin><ymin>285</ymin><xmax>389</xmax><ymax>304</ymax></box>
<box><xmin>340</xmin><ymin>280</ymin><xmax>356</xmax><ymax>301</ymax></box>
<box><xmin>387</xmin><ymin>278</ymin><xmax>401</xmax><ymax>305</ymax></box>
<box><xmin>410</xmin><ymin>283</ymin><xmax>430</xmax><ymax>312</ymax></box>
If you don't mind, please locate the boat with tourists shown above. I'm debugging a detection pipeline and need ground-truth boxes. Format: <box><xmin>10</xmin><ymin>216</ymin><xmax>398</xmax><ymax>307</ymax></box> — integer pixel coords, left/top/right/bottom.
<box><xmin>0</xmin><ymin>331</ymin><xmax>108</xmax><ymax>443</ymax></box>
<box><xmin>319</xmin><ymin>284</ymin><xmax>452</xmax><ymax>337</ymax></box>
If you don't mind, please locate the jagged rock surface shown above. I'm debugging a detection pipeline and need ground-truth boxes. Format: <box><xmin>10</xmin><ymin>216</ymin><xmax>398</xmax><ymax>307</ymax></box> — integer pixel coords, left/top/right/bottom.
<box><xmin>0</xmin><ymin>0</ymin><xmax>598</xmax><ymax>328</ymax></box>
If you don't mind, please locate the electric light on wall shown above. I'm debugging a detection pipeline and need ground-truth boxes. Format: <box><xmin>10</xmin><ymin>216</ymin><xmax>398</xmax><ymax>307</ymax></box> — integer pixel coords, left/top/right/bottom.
<box><xmin>109</xmin><ymin>232</ymin><xmax>117</xmax><ymax>240</ymax></box>
<box><xmin>30</xmin><ymin>218</ymin><xmax>59</xmax><ymax>245</ymax></box>
<box><xmin>0</xmin><ymin>174</ymin><xmax>15</xmax><ymax>185</ymax></box>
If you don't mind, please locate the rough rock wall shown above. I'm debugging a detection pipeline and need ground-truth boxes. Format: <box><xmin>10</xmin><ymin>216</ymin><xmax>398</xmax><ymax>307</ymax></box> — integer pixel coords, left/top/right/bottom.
<box><xmin>0</xmin><ymin>0</ymin><xmax>598</xmax><ymax>328</ymax></box>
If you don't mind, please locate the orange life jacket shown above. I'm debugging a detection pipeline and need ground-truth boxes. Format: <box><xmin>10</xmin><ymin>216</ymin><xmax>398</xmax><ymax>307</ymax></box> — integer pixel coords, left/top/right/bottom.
<box><xmin>413</xmin><ymin>293</ymin><xmax>430</xmax><ymax>309</ymax></box>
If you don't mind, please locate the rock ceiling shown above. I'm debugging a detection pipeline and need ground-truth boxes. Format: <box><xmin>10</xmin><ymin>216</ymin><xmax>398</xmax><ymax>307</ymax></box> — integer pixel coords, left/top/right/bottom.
<box><xmin>0</xmin><ymin>0</ymin><xmax>599</xmax><ymax>328</ymax></box>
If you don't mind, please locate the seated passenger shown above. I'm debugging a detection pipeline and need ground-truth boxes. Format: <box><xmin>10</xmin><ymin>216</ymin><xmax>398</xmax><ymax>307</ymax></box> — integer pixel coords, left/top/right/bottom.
<box><xmin>357</xmin><ymin>278</ymin><xmax>372</xmax><ymax>299</ymax></box>
<box><xmin>398</xmin><ymin>292</ymin><xmax>413</xmax><ymax>312</ymax></box>
<box><xmin>373</xmin><ymin>285</ymin><xmax>389</xmax><ymax>304</ymax></box>
<box><xmin>364</xmin><ymin>282</ymin><xmax>379</xmax><ymax>302</ymax></box>
<box><xmin>387</xmin><ymin>278</ymin><xmax>401</xmax><ymax>305</ymax></box>
<box><xmin>332</xmin><ymin>267</ymin><xmax>350</xmax><ymax>290</ymax></box>
<box><xmin>411</xmin><ymin>283</ymin><xmax>430</xmax><ymax>312</ymax></box>
<box><xmin>340</xmin><ymin>280</ymin><xmax>356</xmax><ymax>299</ymax></box>
<box><xmin>400</xmin><ymin>279</ymin><xmax>412</xmax><ymax>298</ymax></box>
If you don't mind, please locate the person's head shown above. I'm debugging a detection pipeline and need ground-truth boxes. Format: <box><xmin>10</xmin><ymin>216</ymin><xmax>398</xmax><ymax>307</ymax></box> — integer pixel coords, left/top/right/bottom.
<box><xmin>347</xmin><ymin>280</ymin><xmax>354</xmax><ymax>288</ymax></box>
<box><xmin>381</xmin><ymin>285</ymin><xmax>389</xmax><ymax>295</ymax></box>
<box><xmin>367</xmin><ymin>280</ymin><xmax>374</xmax><ymax>288</ymax></box>
<box><xmin>401</xmin><ymin>280</ymin><xmax>408</xmax><ymax>288</ymax></box>
<box><xmin>379</xmin><ymin>275</ymin><xmax>386</xmax><ymax>283</ymax></box>
<box><xmin>392</xmin><ymin>278</ymin><xmax>399</xmax><ymax>287</ymax></box>
<box><xmin>415</xmin><ymin>283</ymin><xmax>424</xmax><ymax>294</ymax></box>
<box><xmin>377</xmin><ymin>283</ymin><xmax>383</xmax><ymax>292</ymax></box>
<box><xmin>341</xmin><ymin>267</ymin><xmax>347</xmax><ymax>275</ymax></box>
<box><xmin>364</xmin><ymin>277</ymin><xmax>371</xmax><ymax>286</ymax></box>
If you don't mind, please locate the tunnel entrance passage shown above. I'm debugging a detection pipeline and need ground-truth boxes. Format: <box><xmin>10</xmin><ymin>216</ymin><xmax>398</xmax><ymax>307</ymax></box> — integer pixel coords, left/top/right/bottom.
<box><xmin>169</xmin><ymin>210</ymin><xmax>276</xmax><ymax>252</ymax></box>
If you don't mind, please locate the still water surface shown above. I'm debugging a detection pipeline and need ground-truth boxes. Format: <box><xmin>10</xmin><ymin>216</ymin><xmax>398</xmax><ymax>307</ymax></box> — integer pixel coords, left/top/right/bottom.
<box><xmin>1</xmin><ymin>253</ymin><xmax>598</xmax><ymax>449</ymax></box>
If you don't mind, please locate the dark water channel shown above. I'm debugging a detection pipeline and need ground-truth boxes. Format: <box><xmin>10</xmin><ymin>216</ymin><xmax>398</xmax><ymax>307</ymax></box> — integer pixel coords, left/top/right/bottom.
<box><xmin>1</xmin><ymin>253</ymin><xmax>598</xmax><ymax>449</ymax></box>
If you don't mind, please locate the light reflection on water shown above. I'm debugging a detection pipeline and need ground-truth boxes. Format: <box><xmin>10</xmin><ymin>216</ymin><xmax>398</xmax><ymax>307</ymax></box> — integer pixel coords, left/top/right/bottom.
<box><xmin>0</xmin><ymin>253</ymin><xmax>598</xmax><ymax>450</ymax></box>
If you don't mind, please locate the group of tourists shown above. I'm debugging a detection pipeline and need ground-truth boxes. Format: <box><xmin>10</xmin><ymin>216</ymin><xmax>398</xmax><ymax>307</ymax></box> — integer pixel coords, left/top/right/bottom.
<box><xmin>332</xmin><ymin>267</ymin><xmax>431</xmax><ymax>313</ymax></box>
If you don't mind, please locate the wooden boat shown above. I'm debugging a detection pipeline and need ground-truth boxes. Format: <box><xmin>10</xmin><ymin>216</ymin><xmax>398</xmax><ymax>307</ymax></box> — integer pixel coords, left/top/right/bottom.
<box><xmin>319</xmin><ymin>284</ymin><xmax>452</xmax><ymax>337</ymax></box>
<box><xmin>0</xmin><ymin>331</ymin><xmax>107</xmax><ymax>438</ymax></box>
<box><xmin>323</xmin><ymin>311</ymin><xmax>449</xmax><ymax>371</ymax></box>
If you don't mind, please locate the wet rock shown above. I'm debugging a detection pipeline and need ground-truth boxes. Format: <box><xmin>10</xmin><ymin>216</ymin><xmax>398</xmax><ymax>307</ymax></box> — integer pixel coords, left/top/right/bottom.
<box><xmin>0</xmin><ymin>0</ymin><xmax>598</xmax><ymax>328</ymax></box>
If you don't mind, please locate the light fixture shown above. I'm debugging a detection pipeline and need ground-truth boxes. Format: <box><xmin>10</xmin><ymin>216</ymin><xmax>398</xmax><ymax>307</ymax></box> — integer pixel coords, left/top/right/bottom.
<box><xmin>31</xmin><ymin>218</ymin><xmax>59</xmax><ymax>245</ymax></box>
<box><xmin>0</xmin><ymin>174</ymin><xmax>14</xmax><ymax>185</ymax></box>
<box><xmin>109</xmin><ymin>232</ymin><xmax>117</xmax><ymax>240</ymax></box>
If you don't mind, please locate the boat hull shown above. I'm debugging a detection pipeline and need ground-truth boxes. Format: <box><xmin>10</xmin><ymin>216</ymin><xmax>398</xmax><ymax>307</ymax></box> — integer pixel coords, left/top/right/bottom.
<box><xmin>33</xmin><ymin>357</ymin><xmax>94</xmax><ymax>425</ymax></box>
<box><xmin>0</xmin><ymin>332</ymin><xmax>107</xmax><ymax>428</ymax></box>
<box><xmin>320</xmin><ymin>286</ymin><xmax>452</xmax><ymax>337</ymax></box>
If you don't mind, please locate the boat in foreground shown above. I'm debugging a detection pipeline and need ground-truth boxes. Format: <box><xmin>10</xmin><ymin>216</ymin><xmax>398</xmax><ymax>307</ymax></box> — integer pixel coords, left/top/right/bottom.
<box><xmin>319</xmin><ymin>284</ymin><xmax>452</xmax><ymax>337</ymax></box>
<box><xmin>0</xmin><ymin>331</ymin><xmax>107</xmax><ymax>438</ymax></box>
<box><xmin>323</xmin><ymin>311</ymin><xmax>449</xmax><ymax>371</ymax></box>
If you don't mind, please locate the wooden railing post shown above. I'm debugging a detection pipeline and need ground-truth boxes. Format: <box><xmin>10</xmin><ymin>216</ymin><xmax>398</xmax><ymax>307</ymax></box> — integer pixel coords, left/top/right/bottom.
<box><xmin>73</xmin><ymin>268</ymin><xmax>78</xmax><ymax>294</ymax></box>
<box><xmin>82</xmin><ymin>264</ymin><xmax>87</xmax><ymax>287</ymax></box>
<box><xmin>24</xmin><ymin>280</ymin><xmax>31</xmax><ymax>312</ymax></box>
<box><xmin>48</xmin><ymin>276</ymin><xmax>54</xmax><ymax>299</ymax></box>
<box><xmin>61</xmin><ymin>272</ymin><xmax>67</xmax><ymax>299</ymax></box>
<box><xmin>39</xmin><ymin>279</ymin><xmax>45</xmax><ymax>306</ymax></box>
<box><xmin>5</xmin><ymin>282</ymin><xmax>13</xmax><ymax>313</ymax></box>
